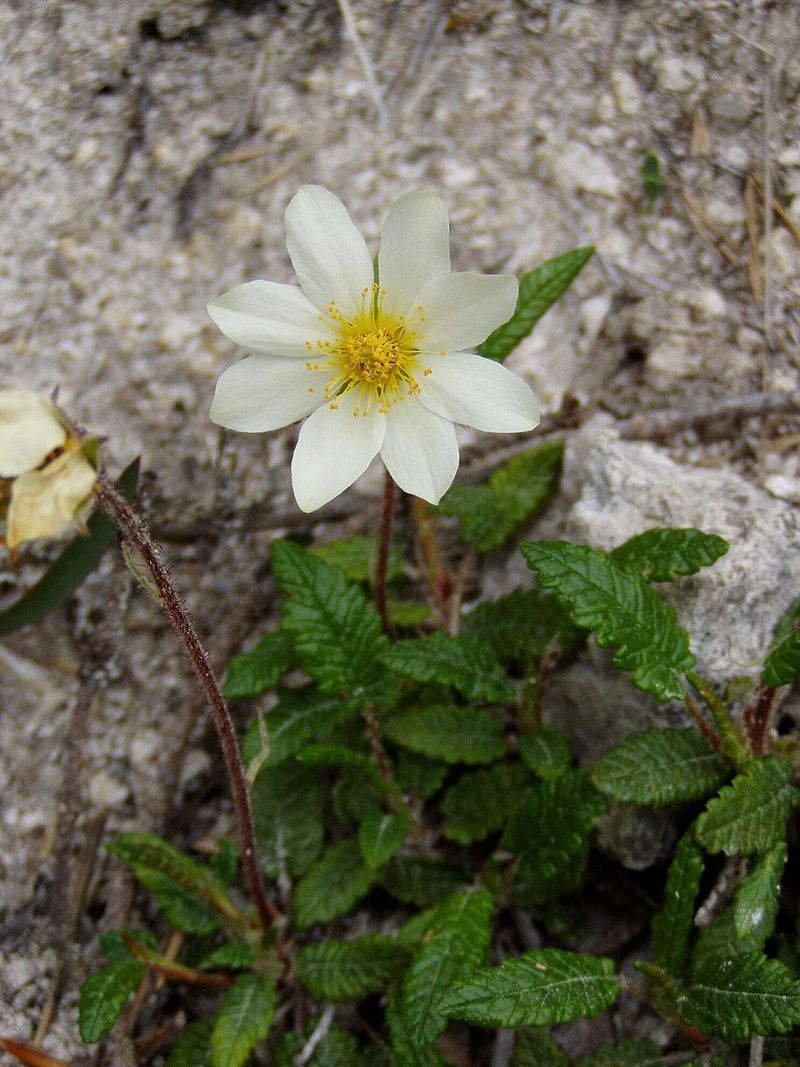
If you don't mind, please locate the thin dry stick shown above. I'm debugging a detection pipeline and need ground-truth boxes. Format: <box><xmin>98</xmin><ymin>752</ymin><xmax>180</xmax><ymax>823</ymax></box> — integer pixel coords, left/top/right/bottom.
<box><xmin>337</xmin><ymin>0</ymin><xmax>389</xmax><ymax>129</ymax></box>
<box><xmin>95</xmin><ymin>476</ymin><xmax>284</xmax><ymax>950</ymax></box>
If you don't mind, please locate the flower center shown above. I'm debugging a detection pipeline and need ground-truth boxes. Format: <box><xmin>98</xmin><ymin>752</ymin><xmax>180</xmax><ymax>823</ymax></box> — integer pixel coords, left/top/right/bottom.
<box><xmin>305</xmin><ymin>284</ymin><xmax>425</xmax><ymax>416</ymax></box>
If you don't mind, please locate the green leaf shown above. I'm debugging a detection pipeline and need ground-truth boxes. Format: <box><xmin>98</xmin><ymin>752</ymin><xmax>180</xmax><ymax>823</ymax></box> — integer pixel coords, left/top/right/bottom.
<box><xmin>382</xmin><ymin>703</ymin><xmax>506</xmax><ymax>765</ymax></box>
<box><xmin>735</xmin><ymin>842</ymin><xmax>787</xmax><ymax>948</ymax></box>
<box><xmin>79</xmin><ymin>959</ymin><xmax>147</xmax><ymax>1042</ymax></box>
<box><xmin>0</xmin><ymin>458</ymin><xmax>139</xmax><ymax>634</ymax></box>
<box><xmin>401</xmin><ymin>889</ymin><xmax>493</xmax><ymax>1046</ymax></box>
<box><xmin>252</xmin><ymin>760</ymin><xmax>322</xmax><ymax>879</ymax></box>
<box><xmin>99</xmin><ymin>927</ymin><xmax>157</xmax><ymax>962</ymax></box>
<box><xmin>641</xmin><ymin>152</ymin><xmax>662</xmax><ymax>208</ymax></box>
<box><xmin>359</xmin><ymin>810</ymin><xmax>410</xmax><ymax>868</ymax></box>
<box><xmin>166</xmin><ymin>1019</ymin><xmax>214</xmax><ymax>1067</ymax></box>
<box><xmin>439</xmin><ymin>442</ymin><xmax>564</xmax><ymax>552</ymax></box>
<box><xmin>651</xmin><ymin>828</ymin><xmax>705</xmax><ymax>978</ymax></box>
<box><xmin>521</xmin><ymin>540</ymin><xmax>696</xmax><ymax>701</ymax></box>
<box><xmin>695</xmin><ymin>757</ymin><xmax>798</xmax><ymax>855</ymax></box>
<box><xmin>439</xmin><ymin>948</ymin><xmax>619</xmax><ymax>1027</ymax></box>
<box><xmin>298</xmin><ymin>936</ymin><xmax>410</xmax><ymax>1000</ymax></box>
<box><xmin>692</xmin><ymin>908</ymin><xmax>764</xmax><ymax>972</ymax></box>
<box><xmin>518</xmin><ymin>726</ymin><xmax>572</xmax><ymax>781</ymax></box>
<box><xmin>333</xmin><ymin>766</ymin><xmax>384</xmax><ymax>824</ymax></box>
<box><xmin>679</xmin><ymin>953</ymin><xmax>800</xmax><ymax>1042</ymax></box>
<box><xmin>211</xmin><ymin>972</ymin><xmax>276</xmax><ymax>1067</ymax></box>
<box><xmin>592</xmin><ymin>728</ymin><xmax>729</xmax><ymax>806</ymax></box>
<box><xmin>294</xmin><ymin>837</ymin><xmax>374</xmax><ymax>929</ymax></box>
<box><xmin>511</xmin><ymin>1029</ymin><xmax>571</xmax><ymax>1067</ymax></box>
<box><xmin>380</xmin><ymin>856</ymin><xmax>467</xmax><ymax>908</ymax></box>
<box><xmin>313</xmin><ymin>535</ymin><xmax>404</xmax><ymax>584</ymax></box>
<box><xmin>440</xmin><ymin>763</ymin><xmax>531</xmax><ymax>844</ymax></box>
<box><xmin>209</xmin><ymin>839</ymin><xmax>238</xmax><ymax>885</ymax></box>
<box><xmin>242</xmin><ymin>685</ymin><xmax>359</xmax><ymax>769</ymax></box>
<box><xmin>576</xmin><ymin>1039</ymin><xmax>661</xmax><ymax>1067</ymax></box>
<box><xmin>477</xmin><ymin>249</ymin><xmax>594</xmax><ymax>362</ymax></box>
<box><xmin>222</xmin><ymin>631</ymin><xmax>295</xmax><ymax>699</ymax></box>
<box><xmin>393</xmin><ymin>750</ymin><xmax>448</xmax><ymax>799</ymax></box>
<box><xmin>297</xmin><ymin>742</ymin><xmax>387</xmax><ymax>790</ymax></box>
<box><xmin>465</xmin><ymin>588</ymin><xmax>584</xmax><ymax>666</ymax></box>
<box><xmin>385</xmin><ymin>988</ymin><xmax>452</xmax><ymax>1067</ymax></box>
<box><xmin>502</xmin><ymin>770</ymin><xmax>606</xmax><ymax>883</ymax></box>
<box><xmin>611</xmin><ymin>528</ymin><xmax>728</xmax><ymax>582</ymax></box>
<box><xmin>271</xmin><ymin>539</ymin><xmax>388</xmax><ymax>695</ymax></box>
<box><xmin>107</xmin><ymin>833</ymin><xmax>239</xmax><ymax>931</ymax></box>
<box><xmin>379</xmin><ymin>632</ymin><xmax>513</xmax><ymax>702</ymax></box>
<box><xmin>397</xmin><ymin>904</ymin><xmax>444</xmax><ymax>947</ymax></box>
<box><xmin>388</xmin><ymin>599</ymin><xmax>430</xmax><ymax>628</ymax></box>
<box><xmin>763</xmin><ymin>599</ymin><xmax>800</xmax><ymax>688</ymax></box>
<box><xmin>200</xmin><ymin>943</ymin><xmax>254</xmax><ymax>971</ymax></box>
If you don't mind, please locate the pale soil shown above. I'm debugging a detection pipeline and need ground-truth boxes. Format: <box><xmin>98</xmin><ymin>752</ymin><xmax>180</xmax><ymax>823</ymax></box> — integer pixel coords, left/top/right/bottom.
<box><xmin>1</xmin><ymin>0</ymin><xmax>799</xmax><ymax>1062</ymax></box>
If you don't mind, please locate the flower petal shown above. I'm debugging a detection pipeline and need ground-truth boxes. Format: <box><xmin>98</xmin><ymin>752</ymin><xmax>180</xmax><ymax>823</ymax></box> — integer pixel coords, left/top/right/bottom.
<box><xmin>209</xmin><ymin>356</ymin><xmax>329</xmax><ymax>432</ymax></box>
<box><xmin>415</xmin><ymin>272</ymin><xmax>518</xmax><ymax>352</ymax></box>
<box><xmin>291</xmin><ymin>391</ymin><xmax>385</xmax><ymax>512</ymax></box>
<box><xmin>378</xmin><ymin>191</ymin><xmax>450</xmax><ymax>319</ymax></box>
<box><xmin>417</xmin><ymin>351</ymin><xmax>540</xmax><ymax>433</ymax></box>
<box><xmin>207</xmin><ymin>280</ymin><xmax>335</xmax><ymax>358</ymax></box>
<box><xmin>8</xmin><ymin>450</ymin><xmax>97</xmax><ymax>549</ymax></box>
<box><xmin>0</xmin><ymin>390</ymin><xmax>66</xmax><ymax>477</ymax></box>
<box><xmin>380</xmin><ymin>397</ymin><xmax>458</xmax><ymax>504</ymax></box>
<box><xmin>284</xmin><ymin>185</ymin><xmax>374</xmax><ymax>320</ymax></box>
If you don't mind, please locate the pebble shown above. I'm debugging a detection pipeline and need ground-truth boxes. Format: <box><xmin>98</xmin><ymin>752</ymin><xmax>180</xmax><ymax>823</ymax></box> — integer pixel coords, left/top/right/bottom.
<box><xmin>89</xmin><ymin>770</ymin><xmax>129</xmax><ymax>810</ymax></box>
<box><xmin>73</xmin><ymin>137</ymin><xmax>99</xmax><ymax>166</ymax></box>
<box><xmin>655</xmin><ymin>54</ymin><xmax>705</xmax><ymax>92</ymax></box>
<box><xmin>610</xmin><ymin>69</ymin><xmax>642</xmax><ymax>115</ymax></box>
<box><xmin>547</xmin><ymin>143</ymin><xmax>620</xmax><ymax>199</ymax></box>
<box><xmin>646</xmin><ymin>339</ymin><xmax>696</xmax><ymax>384</ymax></box>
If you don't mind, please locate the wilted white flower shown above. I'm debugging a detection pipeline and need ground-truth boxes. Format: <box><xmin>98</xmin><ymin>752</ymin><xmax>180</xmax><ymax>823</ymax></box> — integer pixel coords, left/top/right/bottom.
<box><xmin>0</xmin><ymin>390</ymin><xmax>97</xmax><ymax>550</ymax></box>
<box><xmin>208</xmin><ymin>186</ymin><xmax>539</xmax><ymax>512</ymax></box>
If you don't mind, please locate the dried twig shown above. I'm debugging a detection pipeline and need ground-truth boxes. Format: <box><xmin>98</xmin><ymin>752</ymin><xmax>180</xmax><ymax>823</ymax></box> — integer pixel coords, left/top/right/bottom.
<box><xmin>337</xmin><ymin>0</ymin><xmax>389</xmax><ymax>129</ymax></box>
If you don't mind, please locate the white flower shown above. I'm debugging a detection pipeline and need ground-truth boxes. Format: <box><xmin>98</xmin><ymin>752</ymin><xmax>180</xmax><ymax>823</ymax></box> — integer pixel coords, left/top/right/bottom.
<box><xmin>208</xmin><ymin>186</ymin><xmax>539</xmax><ymax>512</ymax></box>
<box><xmin>0</xmin><ymin>390</ymin><xmax>97</xmax><ymax>550</ymax></box>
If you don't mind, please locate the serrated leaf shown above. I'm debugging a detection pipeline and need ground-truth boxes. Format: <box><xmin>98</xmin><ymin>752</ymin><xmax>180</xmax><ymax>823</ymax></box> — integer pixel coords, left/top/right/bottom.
<box><xmin>521</xmin><ymin>540</ymin><xmax>695</xmax><ymax>701</ymax></box>
<box><xmin>276</xmin><ymin>1026</ymin><xmax>361</xmax><ymax>1067</ymax></box>
<box><xmin>380</xmin><ymin>855</ymin><xmax>467</xmax><ymax>907</ymax></box>
<box><xmin>294</xmin><ymin>837</ymin><xmax>374</xmax><ymax>929</ymax></box>
<box><xmin>397</xmin><ymin>904</ymin><xmax>443</xmax><ymax>947</ymax></box>
<box><xmin>393</xmin><ymin>750</ymin><xmax>447</xmax><ymax>799</ymax></box>
<box><xmin>735</xmin><ymin>842</ymin><xmax>787</xmax><ymax>947</ymax></box>
<box><xmin>440</xmin><ymin>763</ymin><xmax>531</xmax><ymax>844</ymax></box>
<box><xmin>438</xmin><ymin>442</ymin><xmax>564</xmax><ymax>552</ymax></box>
<box><xmin>271</xmin><ymin>539</ymin><xmax>388</xmax><ymax>695</ymax></box>
<box><xmin>79</xmin><ymin>960</ymin><xmax>147</xmax><ymax>1042</ymax></box>
<box><xmin>477</xmin><ymin>248</ymin><xmax>594</xmax><ymax>362</ymax></box>
<box><xmin>611</xmin><ymin>528</ymin><xmax>729</xmax><ymax>582</ymax></box>
<box><xmin>763</xmin><ymin>600</ymin><xmax>800</xmax><ymax>687</ymax></box>
<box><xmin>402</xmin><ymin>889</ymin><xmax>493</xmax><ymax>1046</ymax></box>
<box><xmin>379</xmin><ymin>632</ymin><xmax>513</xmax><ymax>702</ymax></box>
<box><xmin>692</xmin><ymin>908</ymin><xmax>764</xmax><ymax>973</ymax></box>
<box><xmin>651</xmin><ymin>828</ymin><xmax>705</xmax><ymax>978</ymax></box>
<box><xmin>511</xmin><ymin>1029</ymin><xmax>571</xmax><ymax>1067</ymax></box>
<box><xmin>439</xmin><ymin>948</ymin><xmax>618</xmax><ymax>1027</ymax></box>
<box><xmin>385</xmin><ymin>988</ymin><xmax>451</xmax><ymax>1067</ymax></box>
<box><xmin>313</xmin><ymin>535</ymin><xmax>404</xmax><ymax>584</ymax></box>
<box><xmin>679</xmin><ymin>953</ymin><xmax>800</xmax><ymax>1042</ymax></box>
<box><xmin>211</xmin><ymin>972</ymin><xmax>276</xmax><ymax>1067</ymax></box>
<box><xmin>297</xmin><ymin>742</ymin><xmax>388</xmax><ymax>790</ymax></box>
<box><xmin>298</xmin><ymin>936</ymin><xmax>411</xmax><ymax>1000</ymax></box>
<box><xmin>166</xmin><ymin>1019</ymin><xmax>214</xmax><ymax>1067</ymax></box>
<box><xmin>695</xmin><ymin>757</ymin><xmax>798</xmax><ymax>855</ymax></box>
<box><xmin>333</xmin><ymin>766</ymin><xmax>384</xmax><ymax>823</ymax></box>
<box><xmin>518</xmin><ymin>726</ymin><xmax>572</xmax><ymax>781</ymax></box>
<box><xmin>200</xmin><ymin>943</ymin><xmax>254</xmax><ymax>971</ymax></box>
<box><xmin>466</xmin><ymin>588</ymin><xmax>585</xmax><ymax>666</ymax></box>
<box><xmin>359</xmin><ymin>810</ymin><xmax>410</xmax><ymax>867</ymax></box>
<box><xmin>576</xmin><ymin>1039</ymin><xmax>661</xmax><ymax>1067</ymax></box>
<box><xmin>209</xmin><ymin>839</ymin><xmax>238</xmax><ymax>885</ymax></box>
<box><xmin>0</xmin><ymin>458</ymin><xmax>139</xmax><ymax>635</ymax></box>
<box><xmin>252</xmin><ymin>760</ymin><xmax>322</xmax><ymax>879</ymax></box>
<box><xmin>107</xmin><ymin>834</ymin><xmax>239</xmax><ymax>931</ymax></box>
<box><xmin>99</xmin><ymin>927</ymin><xmax>157</xmax><ymax>962</ymax></box>
<box><xmin>242</xmin><ymin>685</ymin><xmax>359</xmax><ymax>769</ymax></box>
<box><xmin>388</xmin><ymin>599</ymin><xmax>430</xmax><ymax>628</ymax></box>
<box><xmin>222</xmin><ymin>631</ymin><xmax>295</xmax><ymax>700</ymax></box>
<box><xmin>502</xmin><ymin>769</ymin><xmax>606</xmax><ymax>883</ymax></box>
<box><xmin>382</xmin><ymin>703</ymin><xmax>506</xmax><ymax>765</ymax></box>
<box><xmin>593</xmin><ymin>728</ymin><xmax>729</xmax><ymax>806</ymax></box>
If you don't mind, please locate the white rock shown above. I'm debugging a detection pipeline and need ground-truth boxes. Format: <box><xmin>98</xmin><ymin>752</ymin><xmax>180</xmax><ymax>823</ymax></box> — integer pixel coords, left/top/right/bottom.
<box><xmin>646</xmin><ymin>339</ymin><xmax>696</xmax><ymax>384</ymax></box>
<box><xmin>547</xmin><ymin>143</ymin><xmax>620</xmax><ymax>199</ymax></box>
<box><xmin>73</xmin><ymin>137</ymin><xmax>99</xmax><ymax>166</ymax></box>
<box><xmin>89</xmin><ymin>770</ymin><xmax>129</xmax><ymax>810</ymax></box>
<box><xmin>655</xmin><ymin>54</ymin><xmax>704</xmax><ymax>92</ymax></box>
<box><xmin>610</xmin><ymin>69</ymin><xmax>642</xmax><ymax>115</ymax></box>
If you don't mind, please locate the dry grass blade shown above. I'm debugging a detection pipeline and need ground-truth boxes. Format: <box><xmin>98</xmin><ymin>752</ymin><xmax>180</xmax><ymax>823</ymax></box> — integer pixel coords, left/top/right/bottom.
<box><xmin>0</xmin><ymin>1038</ymin><xmax>71</xmax><ymax>1067</ymax></box>
<box><xmin>745</xmin><ymin>173</ymin><xmax>764</xmax><ymax>305</ymax></box>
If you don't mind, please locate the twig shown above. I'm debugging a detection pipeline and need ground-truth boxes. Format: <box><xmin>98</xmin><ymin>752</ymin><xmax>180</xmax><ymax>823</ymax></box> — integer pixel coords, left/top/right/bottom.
<box><xmin>762</xmin><ymin>65</ymin><xmax>775</xmax><ymax>354</ymax></box>
<box><xmin>337</xmin><ymin>0</ymin><xmax>389</xmax><ymax>129</ymax></box>
<box><xmin>750</xmin><ymin>1034</ymin><xmax>765</xmax><ymax>1067</ymax></box>
<box><xmin>618</xmin><ymin>390</ymin><xmax>800</xmax><ymax>439</ymax></box>
<box><xmin>490</xmin><ymin>1029</ymin><xmax>515</xmax><ymax>1067</ymax></box>
<box><xmin>373</xmin><ymin>468</ymin><xmax>396</xmax><ymax>637</ymax></box>
<box><xmin>294</xmin><ymin>1005</ymin><xmax>336</xmax><ymax>1067</ymax></box>
<box><xmin>94</xmin><ymin>475</ymin><xmax>285</xmax><ymax>950</ymax></box>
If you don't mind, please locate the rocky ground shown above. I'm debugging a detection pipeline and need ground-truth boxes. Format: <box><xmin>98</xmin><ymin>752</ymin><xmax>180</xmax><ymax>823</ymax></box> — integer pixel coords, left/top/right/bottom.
<box><xmin>1</xmin><ymin>0</ymin><xmax>799</xmax><ymax>1062</ymax></box>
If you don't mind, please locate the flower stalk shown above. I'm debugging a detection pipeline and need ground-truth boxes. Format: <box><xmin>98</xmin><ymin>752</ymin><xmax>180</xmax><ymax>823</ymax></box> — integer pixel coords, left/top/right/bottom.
<box><xmin>372</xmin><ymin>467</ymin><xmax>396</xmax><ymax>637</ymax></box>
<box><xmin>94</xmin><ymin>475</ymin><xmax>285</xmax><ymax>952</ymax></box>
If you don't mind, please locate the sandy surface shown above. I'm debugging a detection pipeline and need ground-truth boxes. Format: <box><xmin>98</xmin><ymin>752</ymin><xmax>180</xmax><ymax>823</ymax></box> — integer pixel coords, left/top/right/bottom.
<box><xmin>1</xmin><ymin>0</ymin><xmax>799</xmax><ymax>1061</ymax></box>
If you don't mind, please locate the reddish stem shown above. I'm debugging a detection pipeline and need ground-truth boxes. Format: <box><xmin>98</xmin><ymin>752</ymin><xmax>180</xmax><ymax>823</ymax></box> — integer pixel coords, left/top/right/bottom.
<box><xmin>373</xmin><ymin>467</ymin><xmax>396</xmax><ymax>637</ymax></box>
<box><xmin>95</xmin><ymin>477</ymin><xmax>285</xmax><ymax>954</ymax></box>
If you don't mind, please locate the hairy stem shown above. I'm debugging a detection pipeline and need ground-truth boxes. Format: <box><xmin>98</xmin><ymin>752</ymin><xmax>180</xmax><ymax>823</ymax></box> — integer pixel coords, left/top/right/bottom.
<box><xmin>373</xmin><ymin>467</ymin><xmax>396</xmax><ymax>637</ymax></box>
<box><xmin>95</xmin><ymin>476</ymin><xmax>285</xmax><ymax>949</ymax></box>
<box><xmin>686</xmin><ymin>671</ymin><xmax>746</xmax><ymax>768</ymax></box>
